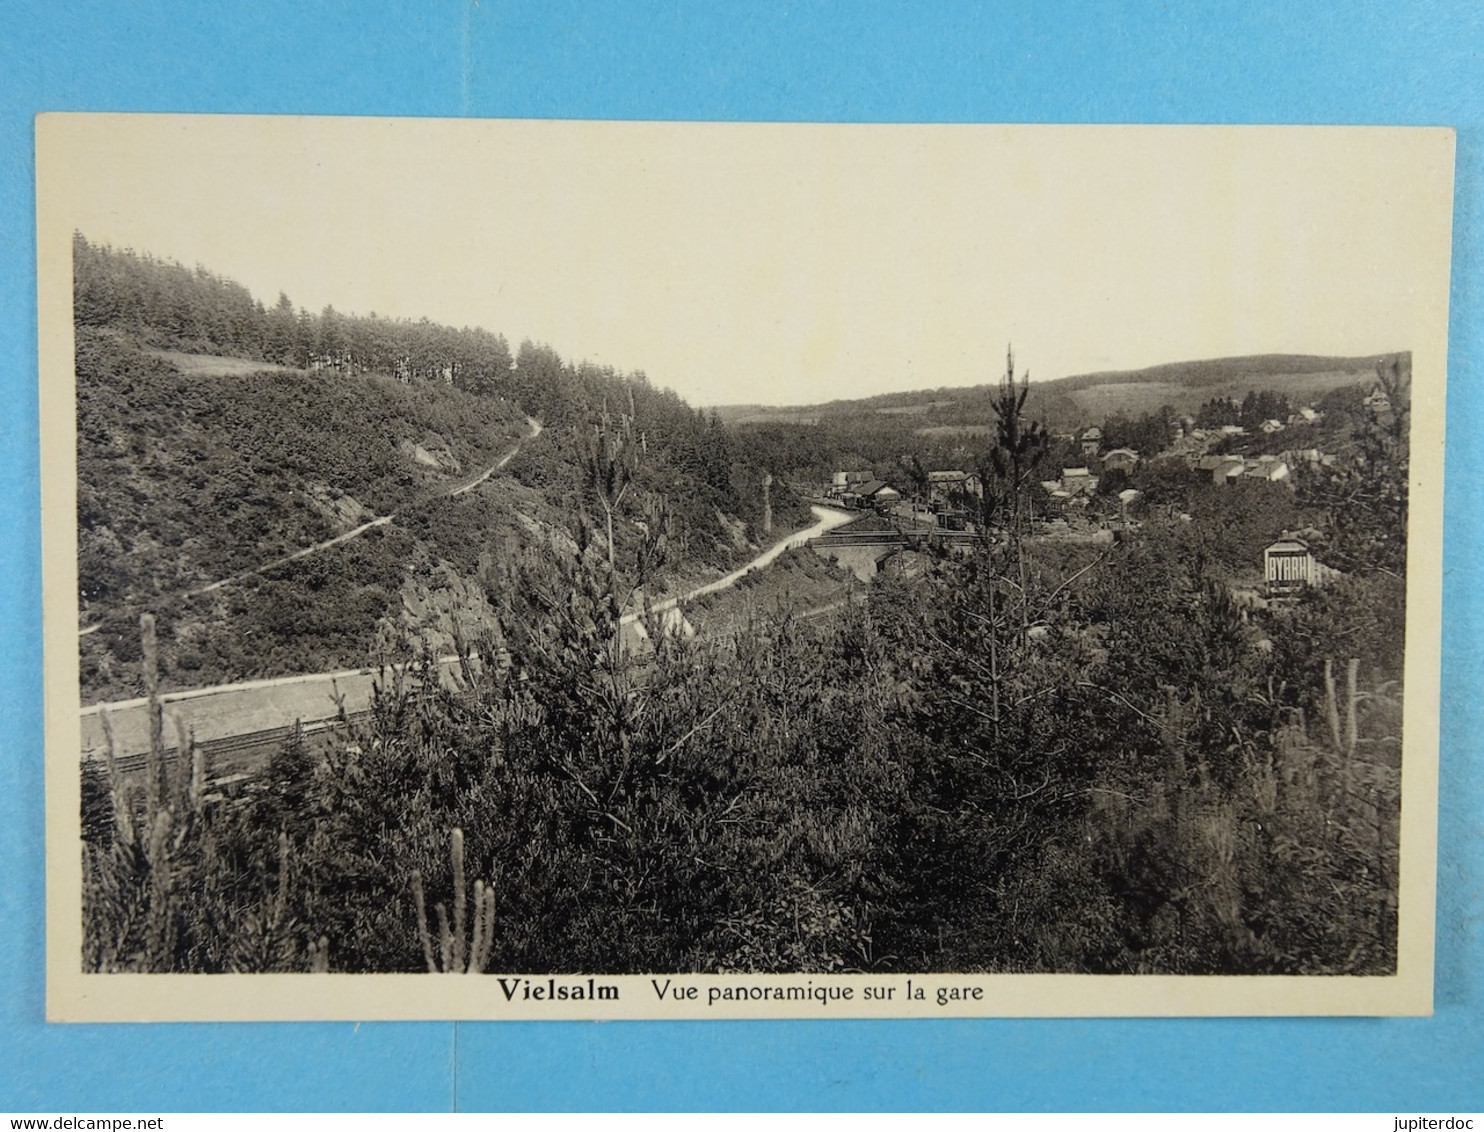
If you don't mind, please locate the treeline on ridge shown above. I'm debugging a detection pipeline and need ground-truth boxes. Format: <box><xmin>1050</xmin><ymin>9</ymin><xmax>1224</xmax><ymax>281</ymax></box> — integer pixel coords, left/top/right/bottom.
<box><xmin>74</xmin><ymin>235</ymin><xmax>802</xmax><ymax>700</ymax></box>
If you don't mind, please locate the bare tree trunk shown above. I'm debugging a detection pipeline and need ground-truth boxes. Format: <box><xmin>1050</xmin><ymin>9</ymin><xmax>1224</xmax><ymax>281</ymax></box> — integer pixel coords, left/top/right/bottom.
<box><xmin>988</xmin><ymin>585</ymin><xmax>1001</xmax><ymax>742</ymax></box>
<box><xmin>141</xmin><ymin>613</ymin><xmax>166</xmax><ymax>817</ymax></box>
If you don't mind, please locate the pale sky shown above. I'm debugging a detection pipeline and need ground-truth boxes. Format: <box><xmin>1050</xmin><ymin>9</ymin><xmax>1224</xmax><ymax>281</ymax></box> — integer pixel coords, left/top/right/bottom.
<box><xmin>37</xmin><ymin>116</ymin><xmax>1455</xmax><ymax>407</ymax></box>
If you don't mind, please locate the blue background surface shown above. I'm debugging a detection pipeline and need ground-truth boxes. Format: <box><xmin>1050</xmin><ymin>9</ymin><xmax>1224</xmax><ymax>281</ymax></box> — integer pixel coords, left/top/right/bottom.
<box><xmin>1</xmin><ymin>1</ymin><xmax>1480</xmax><ymax>1112</ymax></box>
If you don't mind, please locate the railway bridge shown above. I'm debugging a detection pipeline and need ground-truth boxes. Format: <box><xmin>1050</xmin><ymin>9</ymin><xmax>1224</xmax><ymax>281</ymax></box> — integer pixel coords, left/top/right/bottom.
<box><xmin>807</xmin><ymin>518</ymin><xmax>978</xmax><ymax>580</ymax></box>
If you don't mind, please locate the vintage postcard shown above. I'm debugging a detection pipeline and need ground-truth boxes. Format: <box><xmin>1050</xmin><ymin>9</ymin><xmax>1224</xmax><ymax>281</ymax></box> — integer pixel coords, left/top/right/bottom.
<box><xmin>38</xmin><ymin>115</ymin><xmax>1453</xmax><ymax>1020</ymax></box>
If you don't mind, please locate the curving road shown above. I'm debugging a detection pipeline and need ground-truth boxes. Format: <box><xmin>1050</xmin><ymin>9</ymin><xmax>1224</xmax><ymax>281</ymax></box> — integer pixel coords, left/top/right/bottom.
<box><xmin>621</xmin><ymin>504</ymin><xmax>853</xmax><ymax>624</ymax></box>
<box><xmin>80</xmin><ymin>488</ymin><xmax>852</xmax><ymax>762</ymax></box>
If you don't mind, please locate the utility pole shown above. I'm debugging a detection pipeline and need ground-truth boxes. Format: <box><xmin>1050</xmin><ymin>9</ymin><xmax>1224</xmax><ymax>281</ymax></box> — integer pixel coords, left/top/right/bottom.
<box><xmin>762</xmin><ymin>473</ymin><xmax>773</xmax><ymax>536</ymax></box>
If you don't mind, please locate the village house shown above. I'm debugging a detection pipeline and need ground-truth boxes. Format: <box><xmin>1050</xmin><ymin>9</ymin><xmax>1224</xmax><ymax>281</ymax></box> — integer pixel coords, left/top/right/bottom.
<box><xmin>1259</xmin><ymin>418</ymin><xmax>1286</xmax><ymax>434</ymax></box>
<box><xmin>1211</xmin><ymin>457</ymin><xmax>1246</xmax><ymax>485</ymax></box>
<box><xmin>1039</xmin><ymin>479</ymin><xmax>1072</xmax><ymax>516</ymax></box>
<box><xmin>848</xmin><ymin>480</ymin><xmax>901</xmax><ymax>512</ymax></box>
<box><xmin>1079</xmin><ymin>426</ymin><xmax>1102</xmax><ymax>458</ymax></box>
<box><xmin>1101</xmin><ymin>447</ymin><xmax>1139</xmax><ymax>474</ymax></box>
<box><xmin>829</xmin><ymin>469</ymin><xmax>875</xmax><ymax>498</ymax></box>
<box><xmin>1060</xmin><ymin>466</ymin><xmax>1099</xmax><ymax>497</ymax></box>
<box><xmin>1242</xmin><ymin>458</ymin><xmax>1291</xmax><ymax>483</ymax></box>
<box><xmin>926</xmin><ymin>469</ymin><xmax>983</xmax><ymax>505</ymax></box>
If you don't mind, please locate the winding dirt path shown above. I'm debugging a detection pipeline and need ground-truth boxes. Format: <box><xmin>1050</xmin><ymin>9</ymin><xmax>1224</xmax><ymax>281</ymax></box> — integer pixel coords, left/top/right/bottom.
<box><xmin>79</xmin><ymin>417</ymin><xmax>544</xmax><ymax>627</ymax></box>
<box><xmin>187</xmin><ymin>416</ymin><xmax>542</xmax><ymax>598</ymax></box>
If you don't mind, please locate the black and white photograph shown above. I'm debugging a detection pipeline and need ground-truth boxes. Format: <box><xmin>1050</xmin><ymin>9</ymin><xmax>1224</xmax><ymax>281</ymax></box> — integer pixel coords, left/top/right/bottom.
<box><xmin>38</xmin><ymin>116</ymin><xmax>1452</xmax><ymax>1019</ymax></box>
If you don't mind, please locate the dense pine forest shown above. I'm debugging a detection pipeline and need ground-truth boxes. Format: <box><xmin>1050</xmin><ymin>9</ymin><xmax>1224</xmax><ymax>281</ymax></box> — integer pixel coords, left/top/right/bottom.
<box><xmin>78</xmin><ymin>235</ymin><xmax>1407</xmax><ymax>976</ymax></box>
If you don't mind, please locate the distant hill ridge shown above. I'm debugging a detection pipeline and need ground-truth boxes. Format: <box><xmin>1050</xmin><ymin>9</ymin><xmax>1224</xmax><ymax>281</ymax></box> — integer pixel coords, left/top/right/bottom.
<box><xmin>1050</xmin><ymin>352</ymin><xmax>1396</xmax><ymax>391</ymax></box>
<box><xmin>713</xmin><ymin>351</ymin><xmax>1403</xmax><ymax>430</ymax></box>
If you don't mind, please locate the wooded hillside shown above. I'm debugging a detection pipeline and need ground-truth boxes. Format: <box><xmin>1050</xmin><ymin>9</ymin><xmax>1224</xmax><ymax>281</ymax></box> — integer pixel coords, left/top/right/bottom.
<box><xmin>74</xmin><ymin>235</ymin><xmax>801</xmax><ymax>700</ymax></box>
